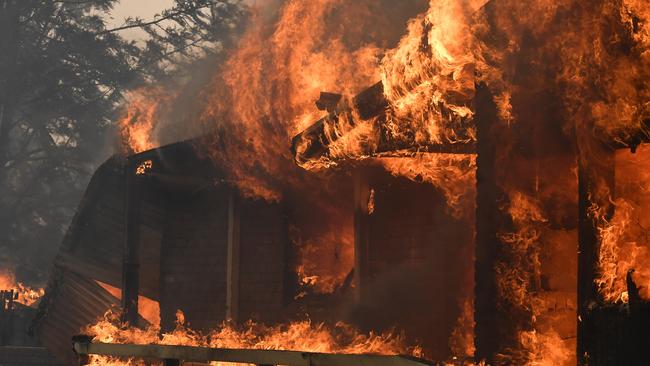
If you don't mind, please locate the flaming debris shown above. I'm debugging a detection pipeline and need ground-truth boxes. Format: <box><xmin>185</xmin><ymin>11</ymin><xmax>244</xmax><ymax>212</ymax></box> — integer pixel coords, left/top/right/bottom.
<box><xmin>0</xmin><ymin>270</ymin><xmax>44</xmax><ymax>307</ymax></box>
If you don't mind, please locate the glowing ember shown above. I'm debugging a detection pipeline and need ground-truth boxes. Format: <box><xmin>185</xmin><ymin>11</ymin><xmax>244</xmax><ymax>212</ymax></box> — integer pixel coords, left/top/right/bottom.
<box><xmin>134</xmin><ymin>160</ymin><xmax>153</xmax><ymax>175</ymax></box>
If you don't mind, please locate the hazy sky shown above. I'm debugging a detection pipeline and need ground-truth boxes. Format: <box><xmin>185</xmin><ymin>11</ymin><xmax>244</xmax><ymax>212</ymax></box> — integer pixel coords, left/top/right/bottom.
<box><xmin>108</xmin><ymin>0</ymin><xmax>175</xmax><ymax>39</ymax></box>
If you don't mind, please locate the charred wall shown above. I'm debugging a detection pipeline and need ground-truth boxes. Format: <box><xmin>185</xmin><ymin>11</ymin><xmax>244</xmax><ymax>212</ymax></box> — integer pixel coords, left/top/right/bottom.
<box><xmin>238</xmin><ymin>199</ymin><xmax>287</xmax><ymax>323</ymax></box>
<box><xmin>158</xmin><ymin>163</ymin><xmax>289</xmax><ymax>331</ymax></box>
<box><xmin>351</xmin><ymin>164</ymin><xmax>474</xmax><ymax>360</ymax></box>
<box><xmin>159</xmin><ymin>186</ymin><xmax>230</xmax><ymax>332</ymax></box>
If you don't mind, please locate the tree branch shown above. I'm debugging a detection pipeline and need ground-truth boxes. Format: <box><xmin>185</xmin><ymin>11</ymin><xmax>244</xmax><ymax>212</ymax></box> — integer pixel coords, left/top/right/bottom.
<box><xmin>96</xmin><ymin>2</ymin><xmax>219</xmax><ymax>36</ymax></box>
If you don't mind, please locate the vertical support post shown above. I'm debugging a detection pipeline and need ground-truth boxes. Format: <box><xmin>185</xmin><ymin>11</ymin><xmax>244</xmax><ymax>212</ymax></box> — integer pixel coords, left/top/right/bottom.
<box><xmin>576</xmin><ymin>145</ymin><xmax>615</xmax><ymax>365</ymax></box>
<box><xmin>226</xmin><ymin>188</ymin><xmax>241</xmax><ymax>323</ymax></box>
<box><xmin>122</xmin><ymin>157</ymin><xmax>142</xmax><ymax>326</ymax></box>
<box><xmin>473</xmin><ymin>84</ymin><xmax>503</xmax><ymax>363</ymax></box>
<box><xmin>0</xmin><ymin>290</ymin><xmax>14</xmax><ymax>346</ymax></box>
<box><xmin>353</xmin><ymin>169</ymin><xmax>371</xmax><ymax>304</ymax></box>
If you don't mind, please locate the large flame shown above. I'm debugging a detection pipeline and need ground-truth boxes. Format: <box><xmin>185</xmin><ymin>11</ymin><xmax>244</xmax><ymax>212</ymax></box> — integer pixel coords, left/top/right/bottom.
<box><xmin>199</xmin><ymin>0</ymin><xmax>381</xmax><ymax>201</ymax></box>
<box><xmin>100</xmin><ymin>0</ymin><xmax>650</xmax><ymax>363</ymax></box>
<box><xmin>380</xmin><ymin>0</ymin><xmax>483</xmax><ymax>146</ymax></box>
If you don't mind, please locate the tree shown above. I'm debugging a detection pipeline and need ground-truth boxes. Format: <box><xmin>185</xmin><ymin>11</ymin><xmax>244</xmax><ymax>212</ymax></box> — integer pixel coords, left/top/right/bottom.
<box><xmin>0</xmin><ymin>0</ymin><xmax>246</xmax><ymax>284</ymax></box>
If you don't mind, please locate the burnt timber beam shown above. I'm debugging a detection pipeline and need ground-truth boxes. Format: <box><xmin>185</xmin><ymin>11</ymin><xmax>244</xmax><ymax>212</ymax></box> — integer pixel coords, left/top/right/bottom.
<box><xmin>291</xmin><ymin>82</ymin><xmax>388</xmax><ymax>165</ymax></box>
<box><xmin>290</xmin><ymin>81</ymin><xmax>476</xmax><ymax>166</ymax></box>
<box><xmin>473</xmin><ymin>84</ymin><xmax>505</xmax><ymax>363</ymax></box>
<box><xmin>353</xmin><ymin>169</ymin><xmax>371</xmax><ymax>304</ymax></box>
<box><xmin>122</xmin><ymin>157</ymin><xmax>143</xmax><ymax>326</ymax></box>
<box><xmin>72</xmin><ymin>339</ymin><xmax>434</xmax><ymax>366</ymax></box>
<box><xmin>226</xmin><ymin>188</ymin><xmax>241</xmax><ymax>322</ymax></box>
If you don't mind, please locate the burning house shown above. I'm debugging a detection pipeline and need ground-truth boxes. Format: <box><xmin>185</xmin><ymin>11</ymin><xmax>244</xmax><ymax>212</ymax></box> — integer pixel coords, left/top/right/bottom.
<box><xmin>25</xmin><ymin>0</ymin><xmax>650</xmax><ymax>365</ymax></box>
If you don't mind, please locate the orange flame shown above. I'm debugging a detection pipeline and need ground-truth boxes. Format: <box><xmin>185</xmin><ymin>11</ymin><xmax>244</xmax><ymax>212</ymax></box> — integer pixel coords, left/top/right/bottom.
<box><xmin>84</xmin><ymin>310</ymin><xmax>423</xmax><ymax>366</ymax></box>
<box><xmin>379</xmin><ymin>154</ymin><xmax>476</xmax><ymax>218</ymax></box>
<box><xmin>295</xmin><ymin>226</ymin><xmax>355</xmax><ymax>294</ymax></box>
<box><xmin>380</xmin><ymin>0</ymin><xmax>483</xmax><ymax>146</ymax></box>
<box><xmin>0</xmin><ymin>269</ymin><xmax>44</xmax><ymax>307</ymax></box>
<box><xmin>119</xmin><ymin>87</ymin><xmax>174</xmax><ymax>154</ymax></box>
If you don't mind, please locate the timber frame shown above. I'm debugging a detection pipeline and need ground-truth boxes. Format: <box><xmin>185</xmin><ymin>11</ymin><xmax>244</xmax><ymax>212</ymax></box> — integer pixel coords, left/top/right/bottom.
<box><xmin>71</xmin><ymin>336</ymin><xmax>434</xmax><ymax>366</ymax></box>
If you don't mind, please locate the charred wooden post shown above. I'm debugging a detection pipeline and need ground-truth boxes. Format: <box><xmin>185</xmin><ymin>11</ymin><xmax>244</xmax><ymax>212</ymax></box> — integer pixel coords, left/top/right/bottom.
<box><xmin>122</xmin><ymin>157</ymin><xmax>142</xmax><ymax>326</ymax></box>
<box><xmin>473</xmin><ymin>84</ymin><xmax>507</xmax><ymax>363</ymax></box>
<box><xmin>353</xmin><ymin>169</ymin><xmax>371</xmax><ymax>304</ymax></box>
<box><xmin>0</xmin><ymin>290</ymin><xmax>15</xmax><ymax>346</ymax></box>
<box><xmin>226</xmin><ymin>188</ymin><xmax>241</xmax><ymax>323</ymax></box>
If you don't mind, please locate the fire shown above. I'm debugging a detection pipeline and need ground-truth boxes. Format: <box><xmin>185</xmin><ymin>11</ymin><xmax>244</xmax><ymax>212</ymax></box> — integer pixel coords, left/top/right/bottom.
<box><xmin>84</xmin><ymin>310</ymin><xmax>423</xmax><ymax>366</ymax></box>
<box><xmin>295</xmin><ymin>226</ymin><xmax>355</xmax><ymax>294</ymax></box>
<box><xmin>495</xmin><ymin>192</ymin><xmax>574</xmax><ymax>365</ymax></box>
<box><xmin>119</xmin><ymin>87</ymin><xmax>174</xmax><ymax>154</ymax></box>
<box><xmin>0</xmin><ymin>270</ymin><xmax>44</xmax><ymax>307</ymax></box>
<box><xmin>595</xmin><ymin>145</ymin><xmax>650</xmax><ymax>303</ymax></box>
<box><xmin>517</xmin><ymin>329</ymin><xmax>572</xmax><ymax>366</ymax></box>
<box><xmin>97</xmin><ymin>0</ymin><xmax>649</xmax><ymax>362</ymax></box>
<box><xmin>448</xmin><ymin>297</ymin><xmax>475</xmax><ymax>359</ymax></box>
<box><xmin>380</xmin><ymin>0</ymin><xmax>483</xmax><ymax>147</ymax></box>
<box><xmin>200</xmin><ymin>0</ymin><xmax>381</xmax><ymax>201</ymax></box>
<box><xmin>379</xmin><ymin>154</ymin><xmax>476</xmax><ymax>218</ymax></box>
